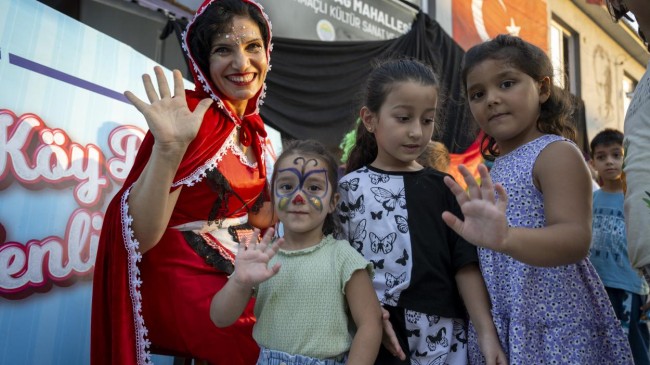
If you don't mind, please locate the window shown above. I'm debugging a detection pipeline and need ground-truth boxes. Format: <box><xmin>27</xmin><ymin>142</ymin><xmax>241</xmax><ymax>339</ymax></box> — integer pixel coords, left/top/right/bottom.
<box><xmin>550</xmin><ymin>18</ymin><xmax>580</xmax><ymax>96</ymax></box>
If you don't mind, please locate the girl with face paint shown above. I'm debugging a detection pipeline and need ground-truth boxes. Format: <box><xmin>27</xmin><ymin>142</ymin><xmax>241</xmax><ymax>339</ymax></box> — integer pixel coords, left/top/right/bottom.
<box><xmin>210</xmin><ymin>140</ymin><xmax>383</xmax><ymax>365</ymax></box>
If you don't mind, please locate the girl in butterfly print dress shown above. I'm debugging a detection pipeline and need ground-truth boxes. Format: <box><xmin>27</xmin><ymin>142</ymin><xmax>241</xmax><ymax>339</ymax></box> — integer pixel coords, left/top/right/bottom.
<box><xmin>338</xmin><ymin>58</ymin><xmax>506</xmax><ymax>365</ymax></box>
<box><xmin>442</xmin><ymin>35</ymin><xmax>632</xmax><ymax>364</ymax></box>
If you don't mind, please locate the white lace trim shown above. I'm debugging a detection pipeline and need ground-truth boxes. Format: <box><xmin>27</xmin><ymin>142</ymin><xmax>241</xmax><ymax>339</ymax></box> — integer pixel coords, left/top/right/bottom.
<box><xmin>170</xmin><ymin>130</ymin><xmax>265</xmax><ymax>188</ymax></box>
<box><xmin>229</xmin><ymin>134</ymin><xmax>257</xmax><ymax>168</ymax></box>
<box><xmin>120</xmin><ymin>186</ymin><xmax>153</xmax><ymax>364</ymax></box>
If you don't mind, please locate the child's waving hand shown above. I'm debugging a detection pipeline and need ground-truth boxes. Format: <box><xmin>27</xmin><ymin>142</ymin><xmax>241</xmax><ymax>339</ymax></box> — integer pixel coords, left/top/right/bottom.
<box><xmin>210</xmin><ymin>228</ymin><xmax>284</xmax><ymax>328</ymax></box>
<box><xmin>442</xmin><ymin>164</ymin><xmax>510</xmax><ymax>253</ymax></box>
<box><xmin>125</xmin><ymin>66</ymin><xmax>213</xmax><ymax>150</ymax></box>
<box><xmin>231</xmin><ymin>228</ymin><xmax>285</xmax><ymax>289</ymax></box>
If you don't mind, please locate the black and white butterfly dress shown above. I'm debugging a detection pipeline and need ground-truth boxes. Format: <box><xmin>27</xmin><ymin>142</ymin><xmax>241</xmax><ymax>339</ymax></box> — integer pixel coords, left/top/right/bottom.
<box><xmin>337</xmin><ymin>165</ymin><xmax>478</xmax><ymax>320</ymax></box>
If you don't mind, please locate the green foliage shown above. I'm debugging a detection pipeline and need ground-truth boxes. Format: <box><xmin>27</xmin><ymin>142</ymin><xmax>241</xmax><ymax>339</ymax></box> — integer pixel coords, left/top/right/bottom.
<box><xmin>339</xmin><ymin>118</ymin><xmax>361</xmax><ymax>164</ymax></box>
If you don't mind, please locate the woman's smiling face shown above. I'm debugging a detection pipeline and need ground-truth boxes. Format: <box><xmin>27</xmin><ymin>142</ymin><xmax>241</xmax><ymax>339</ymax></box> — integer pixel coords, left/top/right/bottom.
<box><xmin>208</xmin><ymin>15</ymin><xmax>268</xmax><ymax>116</ymax></box>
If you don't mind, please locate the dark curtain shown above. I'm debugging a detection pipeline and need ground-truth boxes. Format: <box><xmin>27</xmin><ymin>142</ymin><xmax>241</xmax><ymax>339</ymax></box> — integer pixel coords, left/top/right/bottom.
<box><xmin>261</xmin><ymin>12</ymin><xmax>475</xmax><ymax>153</ymax></box>
<box><xmin>160</xmin><ymin>16</ymin><xmax>190</xmax><ymax>75</ymax></box>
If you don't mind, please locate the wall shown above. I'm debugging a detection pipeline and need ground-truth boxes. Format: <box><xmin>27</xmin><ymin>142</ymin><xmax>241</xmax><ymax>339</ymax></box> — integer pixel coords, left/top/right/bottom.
<box><xmin>546</xmin><ymin>0</ymin><xmax>646</xmax><ymax>140</ymax></box>
<box><xmin>434</xmin><ymin>0</ymin><xmax>453</xmax><ymax>36</ymax></box>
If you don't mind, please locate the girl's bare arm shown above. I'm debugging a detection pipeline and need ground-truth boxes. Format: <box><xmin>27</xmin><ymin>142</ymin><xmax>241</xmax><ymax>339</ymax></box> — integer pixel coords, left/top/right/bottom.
<box><xmin>345</xmin><ymin>269</ymin><xmax>383</xmax><ymax>365</ymax></box>
<box><xmin>456</xmin><ymin>264</ymin><xmax>508</xmax><ymax>365</ymax></box>
<box><xmin>210</xmin><ymin>229</ymin><xmax>282</xmax><ymax>327</ymax></box>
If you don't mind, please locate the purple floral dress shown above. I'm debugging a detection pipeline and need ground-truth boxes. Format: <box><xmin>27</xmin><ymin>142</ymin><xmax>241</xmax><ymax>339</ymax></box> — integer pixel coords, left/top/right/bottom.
<box><xmin>468</xmin><ymin>134</ymin><xmax>632</xmax><ymax>364</ymax></box>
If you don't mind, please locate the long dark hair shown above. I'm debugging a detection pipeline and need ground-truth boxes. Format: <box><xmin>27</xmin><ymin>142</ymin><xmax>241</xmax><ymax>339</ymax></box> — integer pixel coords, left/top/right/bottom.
<box><xmin>271</xmin><ymin>139</ymin><xmax>341</xmax><ymax>237</ymax></box>
<box><xmin>461</xmin><ymin>34</ymin><xmax>576</xmax><ymax>159</ymax></box>
<box><xmin>188</xmin><ymin>0</ymin><xmax>269</xmax><ymax>78</ymax></box>
<box><xmin>345</xmin><ymin>58</ymin><xmax>440</xmax><ymax>173</ymax></box>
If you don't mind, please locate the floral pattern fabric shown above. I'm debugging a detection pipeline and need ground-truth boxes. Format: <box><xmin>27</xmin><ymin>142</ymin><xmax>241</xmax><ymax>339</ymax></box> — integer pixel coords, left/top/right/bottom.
<box><xmin>468</xmin><ymin>134</ymin><xmax>633</xmax><ymax>364</ymax></box>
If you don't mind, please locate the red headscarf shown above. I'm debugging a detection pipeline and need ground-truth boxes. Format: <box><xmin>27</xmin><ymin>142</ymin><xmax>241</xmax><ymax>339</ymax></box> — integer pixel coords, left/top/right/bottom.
<box><xmin>91</xmin><ymin>1</ymin><xmax>272</xmax><ymax>363</ymax></box>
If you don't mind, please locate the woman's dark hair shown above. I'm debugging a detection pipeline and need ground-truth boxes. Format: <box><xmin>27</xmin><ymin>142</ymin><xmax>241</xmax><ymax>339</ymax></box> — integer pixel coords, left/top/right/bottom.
<box><xmin>189</xmin><ymin>0</ymin><xmax>269</xmax><ymax>78</ymax></box>
<box><xmin>345</xmin><ymin>58</ymin><xmax>440</xmax><ymax>173</ymax></box>
<box><xmin>271</xmin><ymin>139</ymin><xmax>341</xmax><ymax>237</ymax></box>
<box><xmin>461</xmin><ymin>34</ymin><xmax>576</xmax><ymax>160</ymax></box>
<box><xmin>589</xmin><ymin>128</ymin><xmax>624</xmax><ymax>158</ymax></box>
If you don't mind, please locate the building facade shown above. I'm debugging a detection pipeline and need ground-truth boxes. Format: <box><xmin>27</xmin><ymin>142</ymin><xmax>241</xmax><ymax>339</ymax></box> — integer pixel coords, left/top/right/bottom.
<box><xmin>435</xmin><ymin>0</ymin><xmax>648</xmax><ymax>142</ymax></box>
<box><xmin>40</xmin><ymin>0</ymin><xmax>648</xmax><ymax>141</ymax></box>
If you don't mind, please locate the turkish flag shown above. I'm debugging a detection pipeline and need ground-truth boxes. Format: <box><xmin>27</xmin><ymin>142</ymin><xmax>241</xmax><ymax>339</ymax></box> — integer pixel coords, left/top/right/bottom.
<box><xmin>452</xmin><ymin>0</ymin><xmax>548</xmax><ymax>52</ymax></box>
<box><xmin>448</xmin><ymin>132</ymin><xmax>485</xmax><ymax>190</ymax></box>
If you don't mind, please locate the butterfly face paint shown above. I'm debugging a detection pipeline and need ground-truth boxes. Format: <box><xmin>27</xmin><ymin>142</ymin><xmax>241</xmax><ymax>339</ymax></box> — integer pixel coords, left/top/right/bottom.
<box><xmin>275</xmin><ymin>157</ymin><xmax>329</xmax><ymax>213</ymax></box>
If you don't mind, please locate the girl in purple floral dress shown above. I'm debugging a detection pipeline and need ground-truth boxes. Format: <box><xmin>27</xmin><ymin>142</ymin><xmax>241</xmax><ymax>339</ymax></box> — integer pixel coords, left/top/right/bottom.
<box><xmin>442</xmin><ymin>34</ymin><xmax>633</xmax><ymax>364</ymax></box>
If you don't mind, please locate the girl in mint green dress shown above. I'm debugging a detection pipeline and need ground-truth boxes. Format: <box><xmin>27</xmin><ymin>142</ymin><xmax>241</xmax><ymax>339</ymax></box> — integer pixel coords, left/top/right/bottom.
<box><xmin>210</xmin><ymin>140</ymin><xmax>383</xmax><ymax>365</ymax></box>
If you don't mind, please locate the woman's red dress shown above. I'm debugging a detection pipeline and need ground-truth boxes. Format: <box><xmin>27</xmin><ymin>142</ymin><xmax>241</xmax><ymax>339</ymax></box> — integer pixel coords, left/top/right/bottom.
<box><xmin>90</xmin><ymin>1</ymin><xmax>273</xmax><ymax>363</ymax></box>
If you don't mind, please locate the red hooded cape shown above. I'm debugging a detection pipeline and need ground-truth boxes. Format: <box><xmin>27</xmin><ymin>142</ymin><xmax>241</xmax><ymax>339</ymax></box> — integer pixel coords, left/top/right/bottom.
<box><xmin>91</xmin><ymin>1</ymin><xmax>272</xmax><ymax>363</ymax></box>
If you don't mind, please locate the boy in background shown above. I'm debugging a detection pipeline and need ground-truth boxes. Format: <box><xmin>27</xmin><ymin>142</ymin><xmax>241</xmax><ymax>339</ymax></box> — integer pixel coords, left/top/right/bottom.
<box><xmin>589</xmin><ymin>128</ymin><xmax>650</xmax><ymax>365</ymax></box>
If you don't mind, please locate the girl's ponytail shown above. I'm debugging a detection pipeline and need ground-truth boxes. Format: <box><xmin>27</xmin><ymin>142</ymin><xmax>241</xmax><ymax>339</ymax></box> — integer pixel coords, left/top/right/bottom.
<box><xmin>345</xmin><ymin>122</ymin><xmax>378</xmax><ymax>174</ymax></box>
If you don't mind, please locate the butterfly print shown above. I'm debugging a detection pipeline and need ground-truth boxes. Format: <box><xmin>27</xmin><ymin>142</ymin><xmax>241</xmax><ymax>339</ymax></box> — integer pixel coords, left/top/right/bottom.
<box><xmin>414</xmin><ymin>350</ymin><xmax>428</xmax><ymax>357</ymax></box>
<box><xmin>339</xmin><ymin>195</ymin><xmax>365</xmax><ymax>217</ymax></box>
<box><xmin>394</xmin><ymin>215</ymin><xmax>408</xmax><ymax>233</ymax></box>
<box><xmin>370</xmin><ymin>258</ymin><xmax>384</xmax><ymax>269</ymax></box>
<box><xmin>427</xmin><ymin>314</ymin><xmax>440</xmax><ymax>327</ymax></box>
<box><xmin>412</xmin><ymin>354</ymin><xmax>445</xmax><ymax>365</ymax></box>
<box><xmin>406</xmin><ymin>310</ymin><xmax>422</xmax><ymax>324</ymax></box>
<box><xmin>383</xmin><ymin>289</ymin><xmax>398</xmax><ymax>304</ymax></box>
<box><xmin>370</xmin><ymin>232</ymin><xmax>396</xmax><ymax>254</ymax></box>
<box><xmin>371</xmin><ymin>210</ymin><xmax>383</xmax><ymax>220</ymax></box>
<box><xmin>406</xmin><ymin>328</ymin><xmax>421</xmax><ymax>338</ymax></box>
<box><xmin>338</xmin><ymin>214</ymin><xmax>349</xmax><ymax>224</ymax></box>
<box><xmin>371</xmin><ymin>187</ymin><xmax>406</xmax><ymax>213</ymax></box>
<box><xmin>453</xmin><ymin>319</ymin><xmax>468</xmax><ymax>348</ymax></box>
<box><xmin>339</xmin><ymin>178</ymin><xmax>359</xmax><ymax>192</ymax></box>
<box><xmin>369</xmin><ymin>172</ymin><xmax>390</xmax><ymax>184</ymax></box>
<box><xmin>426</xmin><ymin>328</ymin><xmax>449</xmax><ymax>351</ymax></box>
<box><xmin>395</xmin><ymin>249</ymin><xmax>409</xmax><ymax>266</ymax></box>
<box><xmin>350</xmin><ymin>219</ymin><xmax>367</xmax><ymax>253</ymax></box>
<box><xmin>385</xmin><ymin>272</ymin><xmax>406</xmax><ymax>288</ymax></box>
<box><xmin>452</xmin><ymin>319</ymin><xmax>464</xmax><ymax>332</ymax></box>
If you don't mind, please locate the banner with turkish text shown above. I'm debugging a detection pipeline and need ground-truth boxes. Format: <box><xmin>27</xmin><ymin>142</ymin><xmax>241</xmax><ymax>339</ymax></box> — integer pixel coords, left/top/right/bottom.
<box><xmin>0</xmin><ymin>1</ymin><xmax>280</xmax><ymax>363</ymax></box>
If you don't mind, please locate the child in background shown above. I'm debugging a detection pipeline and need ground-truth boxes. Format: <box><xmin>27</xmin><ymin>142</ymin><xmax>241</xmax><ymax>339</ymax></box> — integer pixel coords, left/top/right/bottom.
<box><xmin>416</xmin><ymin>140</ymin><xmax>451</xmax><ymax>173</ymax></box>
<box><xmin>211</xmin><ymin>140</ymin><xmax>382</xmax><ymax>365</ymax></box>
<box><xmin>603</xmin><ymin>1</ymin><xmax>650</xmax><ymax>317</ymax></box>
<box><xmin>339</xmin><ymin>58</ymin><xmax>506</xmax><ymax>365</ymax></box>
<box><xmin>442</xmin><ymin>34</ymin><xmax>632</xmax><ymax>364</ymax></box>
<box><xmin>589</xmin><ymin>128</ymin><xmax>650</xmax><ymax>365</ymax></box>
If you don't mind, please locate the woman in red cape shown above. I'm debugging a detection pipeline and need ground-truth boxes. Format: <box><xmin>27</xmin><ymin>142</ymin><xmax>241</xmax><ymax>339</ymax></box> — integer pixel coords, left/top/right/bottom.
<box><xmin>91</xmin><ymin>0</ymin><xmax>274</xmax><ymax>363</ymax></box>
